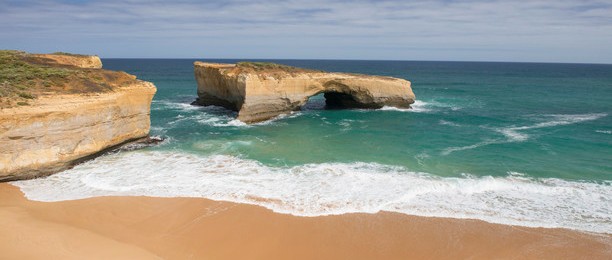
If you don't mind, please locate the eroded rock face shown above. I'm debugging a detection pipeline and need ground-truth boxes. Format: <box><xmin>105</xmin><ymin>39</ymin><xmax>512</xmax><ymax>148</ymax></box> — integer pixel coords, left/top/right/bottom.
<box><xmin>0</xmin><ymin>83</ymin><xmax>156</xmax><ymax>181</ymax></box>
<box><xmin>0</xmin><ymin>51</ymin><xmax>156</xmax><ymax>181</ymax></box>
<box><xmin>193</xmin><ymin>62</ymin><xmax>415</xmax><ymax>123</ymax></box>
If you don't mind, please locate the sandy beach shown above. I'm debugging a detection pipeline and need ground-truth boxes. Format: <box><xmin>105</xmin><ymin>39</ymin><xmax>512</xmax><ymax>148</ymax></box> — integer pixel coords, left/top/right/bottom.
<box><xmin>1</xmin><ymin>183</ymin><xmax>609</xmax><ymax>259</ymax></box>
<box><xmin>3</xmin><ymin>0</ymin><xmax>612</xmax><ymax>259</ymax></box>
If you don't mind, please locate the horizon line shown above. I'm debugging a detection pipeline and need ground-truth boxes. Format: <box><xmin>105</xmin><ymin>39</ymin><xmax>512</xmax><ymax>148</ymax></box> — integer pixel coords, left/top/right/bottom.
<box><xmin>99</xmin><ymin>57</ymin><xmax>612</xmax><ymax>66</ymax></box>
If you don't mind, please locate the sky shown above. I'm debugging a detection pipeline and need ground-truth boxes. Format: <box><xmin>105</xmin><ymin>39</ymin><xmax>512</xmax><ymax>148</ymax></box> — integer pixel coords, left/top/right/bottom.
<box><xmin>1</xmin><ymin>0</ymin><xmax>612</xmax><ymax>63</ymax></box>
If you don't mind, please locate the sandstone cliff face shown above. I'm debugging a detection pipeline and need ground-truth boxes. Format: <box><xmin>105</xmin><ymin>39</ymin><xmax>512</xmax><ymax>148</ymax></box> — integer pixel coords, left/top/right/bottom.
<box><xmin>194</xmin><ymin>62</ymin><xmax>415</xmax><ymax>123</ymax></box>
<box><xmin>0</xmin><ymin>51</ymin><xmax>156</xmax><ymax>181</ymax></box>
<box><xmin>0</xmin><ymin>83</ymin><xmax>156</xmax><ymax>181</ymax></box>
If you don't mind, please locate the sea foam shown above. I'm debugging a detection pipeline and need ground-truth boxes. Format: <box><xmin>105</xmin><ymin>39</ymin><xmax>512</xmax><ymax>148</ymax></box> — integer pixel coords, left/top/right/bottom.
<box><xmin>380</xmin><ymin>100</ymin><xmax>465</xmax><ymax>113</ymax></box>
<box><xmin>442</xmin><ymin>113</ymin><xmax>607</xmax><ymax>155</ymax></box>
<box><xmin>496</xmin><ymin>113</ymin><xmax>608</xmax><ymax>142</ymax></box>
<box><xmin>381</xmin><ymin>100</ymin><xmax>430</xmax><ymax>112</ymax></box>
<box><xmin>154</xmin><ymin>100</ymin><xmax>308</xmax><ymax>128</ymax></box>
<box><xmin>13</xmin><ymin>150</ymin><xmax>612</xmax><ymax>234</ymax></box>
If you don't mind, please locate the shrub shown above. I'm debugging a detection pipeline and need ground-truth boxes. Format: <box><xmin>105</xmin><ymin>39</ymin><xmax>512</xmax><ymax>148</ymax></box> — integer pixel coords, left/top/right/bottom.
<box><xmin>18</xmin><ymin>92</ymin><xmax>35</xmax><ymax>99</ymax></box>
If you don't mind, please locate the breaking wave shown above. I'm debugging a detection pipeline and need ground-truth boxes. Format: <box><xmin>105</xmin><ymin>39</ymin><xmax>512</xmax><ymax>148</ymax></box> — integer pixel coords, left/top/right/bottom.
<box><xmin>380</xmin><ymin>100</ymin><xmax>464</xmax><ymax>113</ymax></box>
<box><xmin>13</xmin><ymin>150</ymin><xmax>612</xmax><ymax>234</ymax></box>
<box><xmin>442</xmin><ymin>113</ymin><xmax>607</xmax><ymax>155</ymax></box>
<box><xmin>496</xmin><ymin>113</ymin><xmax>608</xmax><ymax>142</ymax></box>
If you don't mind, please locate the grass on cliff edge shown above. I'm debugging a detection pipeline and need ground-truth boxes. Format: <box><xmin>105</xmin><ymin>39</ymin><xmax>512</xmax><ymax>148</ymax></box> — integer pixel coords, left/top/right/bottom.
<box><xmin>0</xmin><ymin>50</ymin><xmax>72</xmax><ymax>105</ymax></box>
<box><xmin>50</xmin><ymin>52</ymin><xmax>89</xmax><ymax>57</ymax></box>
<box><xmin>236</xmin><ymin>62</ymin><xmax>322</xmax><ymax>73</ymax></box>
<box><xmin>0</xmin><ymin>50</ymin><xmax>137</xmax><ymax>108</ymax></box>
<box><xmin>0</xmin><ymin>50</ymin><xmax>73</xmax><ymax>87</ymax></box>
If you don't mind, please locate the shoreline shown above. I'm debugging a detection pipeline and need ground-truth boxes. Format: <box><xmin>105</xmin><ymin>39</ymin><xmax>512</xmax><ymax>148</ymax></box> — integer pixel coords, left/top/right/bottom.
<box><xmin>1</xmin><ymin>183</ymin><xmax>610</xmax><ymax>259</ymax></box>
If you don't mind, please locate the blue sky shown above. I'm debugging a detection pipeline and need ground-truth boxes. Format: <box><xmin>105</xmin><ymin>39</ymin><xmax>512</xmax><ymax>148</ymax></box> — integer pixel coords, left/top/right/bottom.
<box><xmin>1</xmin><ymin>0</ymin><xmax>611</xmax><ymax>63</ymax></box>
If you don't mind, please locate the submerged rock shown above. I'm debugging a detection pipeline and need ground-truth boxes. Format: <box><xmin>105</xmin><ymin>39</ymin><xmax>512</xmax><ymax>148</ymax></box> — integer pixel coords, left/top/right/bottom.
<box><xmin>0</xmin><ymin>50</ymin><xmax>157</xmax><ymax>181</ymax></box>
<box><xmin>193</xmin><ymin>61</ymin><xmax>415</xmax><ymax>123</ymax></box>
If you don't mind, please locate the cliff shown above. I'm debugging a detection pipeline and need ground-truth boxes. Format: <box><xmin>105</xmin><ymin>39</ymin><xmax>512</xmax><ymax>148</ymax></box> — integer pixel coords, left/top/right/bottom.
<box><xmin>30</xmin><ymin>53</ymin><xmax>103</xmax><ymax>69</ymax></box>
<box><xmin>0</xmin><ymin>50</ymin><xmax>156</xmax><ymax>181</ymax></box>
<box><xmin>193</xmin><ymin>62</ymin><xmax>415</xmax><ymax>123</ymax></box>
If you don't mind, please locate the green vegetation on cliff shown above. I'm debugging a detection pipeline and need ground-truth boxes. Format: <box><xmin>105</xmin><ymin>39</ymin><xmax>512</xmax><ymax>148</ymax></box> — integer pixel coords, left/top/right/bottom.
<box><xmin>0</xmin><ymin>50</ymin><xmax>138</xmax><ymax>108</ymax></box>
<box><xmin>236</xmin><ymin>61</ymin><xmax>322</xmax><ymax>73</ymax></box>
<box><xmin>50</xmin><ymin>52</ymin><xmax>89</xmax><ymax>57</ymax></box>
<box><xmin>237</xmin><ymin>62</ymin><xmax>296</xmax><ymax>71</ymax></box>
<box><xmin>0</xmin><ymin>50</ymin><xmax>72</xmax><ymax>102</ymax></box>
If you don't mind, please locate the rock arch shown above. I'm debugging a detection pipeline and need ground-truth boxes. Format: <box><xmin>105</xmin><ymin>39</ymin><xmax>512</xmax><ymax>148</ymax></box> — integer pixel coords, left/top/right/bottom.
<box><xmin>193</xmin><ymin>62</ymin><xmax>415</xmax><ymax>123</ymax></box>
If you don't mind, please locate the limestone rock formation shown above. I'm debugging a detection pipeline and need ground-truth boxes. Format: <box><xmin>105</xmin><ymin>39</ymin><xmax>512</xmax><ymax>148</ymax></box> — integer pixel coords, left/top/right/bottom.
<box><xmin>30</xmin><ymin>53</ymin><xmax>103</xmax><ymax>69</ymax></box>
<box><xmin>0</xmin><ymin>51</ymin><xmax>156</xmax><ymax>181</ymax></box>
<box><xmin>193</xmin><ymin>62</ymin><xmax>415</xmax><ymax>123</ymax></box>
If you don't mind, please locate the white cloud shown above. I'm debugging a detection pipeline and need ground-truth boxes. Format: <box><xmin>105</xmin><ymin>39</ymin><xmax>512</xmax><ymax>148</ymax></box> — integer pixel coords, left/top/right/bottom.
<box><xmin>1</xmin><ymin>0</ymin><xmax>611</xmax><ymax>62</ymax></box>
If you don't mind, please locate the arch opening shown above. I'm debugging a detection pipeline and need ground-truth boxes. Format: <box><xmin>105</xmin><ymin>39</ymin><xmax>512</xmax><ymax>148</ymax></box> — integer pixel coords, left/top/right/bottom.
<box><xmin>301</xmin><ymin>91</ymin><xmax>378</xmax><ymax>111</ymax></box>
<box><xmin>324</xmin><ymin>92</ymin><xmax>363</xmax><ymax>109</ymax></box>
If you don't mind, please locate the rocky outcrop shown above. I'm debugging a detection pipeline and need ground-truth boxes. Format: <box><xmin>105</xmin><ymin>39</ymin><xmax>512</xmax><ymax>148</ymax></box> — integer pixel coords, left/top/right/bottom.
<box><xmin>0</xmin><ymin>51</ymin><xmax>156</xmax><ymax>181</ymax></box>
<box><xmin>193</xmin><ymin>62</ymin><xmax>415</xmax><ymax>123</ymax></box>
<box><xmin>30</xmin><ymin>53</ymin><xmax>103</xmax><ymax>69</ymax></box>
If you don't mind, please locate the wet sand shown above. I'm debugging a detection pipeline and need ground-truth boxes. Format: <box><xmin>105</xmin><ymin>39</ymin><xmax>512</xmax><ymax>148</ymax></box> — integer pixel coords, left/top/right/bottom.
<box><xmin>1</xmin><ymin>183</ymin><xmax>609</xmax><ymax>259</ymax></box>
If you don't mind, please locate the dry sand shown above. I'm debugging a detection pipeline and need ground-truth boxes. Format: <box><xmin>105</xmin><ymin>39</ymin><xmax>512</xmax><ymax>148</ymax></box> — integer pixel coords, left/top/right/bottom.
<box><xmin>1</xmin><ymin>183</ymin><xmax>610</xmax><ymax>259</ymax></box>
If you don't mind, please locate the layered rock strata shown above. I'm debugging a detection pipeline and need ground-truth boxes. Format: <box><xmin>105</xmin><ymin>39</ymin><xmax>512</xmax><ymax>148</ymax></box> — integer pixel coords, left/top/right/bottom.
<box><xmin>193</xmin><ymin>62</ymin><xmax>415</xmax><ymax>123</ymax></box>
<box><xmin>0</xmin><ymin>51</ymin><xmax>156</xmax><ymax>181</ymax></box>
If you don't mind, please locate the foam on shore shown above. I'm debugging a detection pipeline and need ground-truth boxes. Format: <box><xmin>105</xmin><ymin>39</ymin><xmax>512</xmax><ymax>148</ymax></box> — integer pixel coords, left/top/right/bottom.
<box><xmin>13</xmin><ymin>150</ymin><xmax>612</xmax><ymax>234</ymax></box>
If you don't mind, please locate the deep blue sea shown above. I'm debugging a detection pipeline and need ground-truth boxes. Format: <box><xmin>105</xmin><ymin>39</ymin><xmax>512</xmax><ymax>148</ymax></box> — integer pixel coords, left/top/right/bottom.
<box><xmin>15</xmin><ymin>59</ymin><xmax>612</xmax><ymax>233</ymax></box>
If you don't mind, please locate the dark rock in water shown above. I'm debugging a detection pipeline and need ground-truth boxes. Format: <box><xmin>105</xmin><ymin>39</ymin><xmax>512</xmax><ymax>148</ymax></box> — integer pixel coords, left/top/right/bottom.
<box><xmin>116</xmin><ymin>136</ymin><xmax>165</xmax><ymax>152</ymax></box>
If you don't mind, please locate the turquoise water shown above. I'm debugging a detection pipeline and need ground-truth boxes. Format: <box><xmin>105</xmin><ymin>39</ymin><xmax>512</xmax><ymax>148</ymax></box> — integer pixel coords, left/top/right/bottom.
<box><xmin>112</xmin><ymin>59</ymin><xmax>611</xmax><ymax>180</ymax></box>
<box><xmin>14</xmin><ymin>59</ymin><xmax>612</xmax><ymax>233</ymax></box>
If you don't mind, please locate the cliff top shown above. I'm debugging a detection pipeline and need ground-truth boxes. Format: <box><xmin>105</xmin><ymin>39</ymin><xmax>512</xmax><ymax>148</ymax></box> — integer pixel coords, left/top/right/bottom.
<box><xmin>49</xmin><ymin>52</ymin><xmax>91</xmax><ymax>57</ymax></box>
<box><xmin>235</xmin><ymin>62</ymin><xmax>322</xmax><ymax>73</ymax></box>
<box><xmin>194</xmin><ymin>61</ymin><xmax>401</xmax><ymax>81</ymax></box>
<box><xmin>195</xmin><ymin>61</ymin><xmax>323</xmax><ymax>76</ymax></box>
<box><xmin>0</xmin><ymin>50</ymin><xmax>141</xmax><ymax>108</ymax></box>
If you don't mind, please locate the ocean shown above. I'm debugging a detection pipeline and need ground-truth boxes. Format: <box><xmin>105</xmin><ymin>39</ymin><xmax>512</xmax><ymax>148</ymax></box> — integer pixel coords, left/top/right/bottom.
<box><xmin>13</xmin><ymin>59</ymin><xmax>612</xmax><ymax>234</ymax></box>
